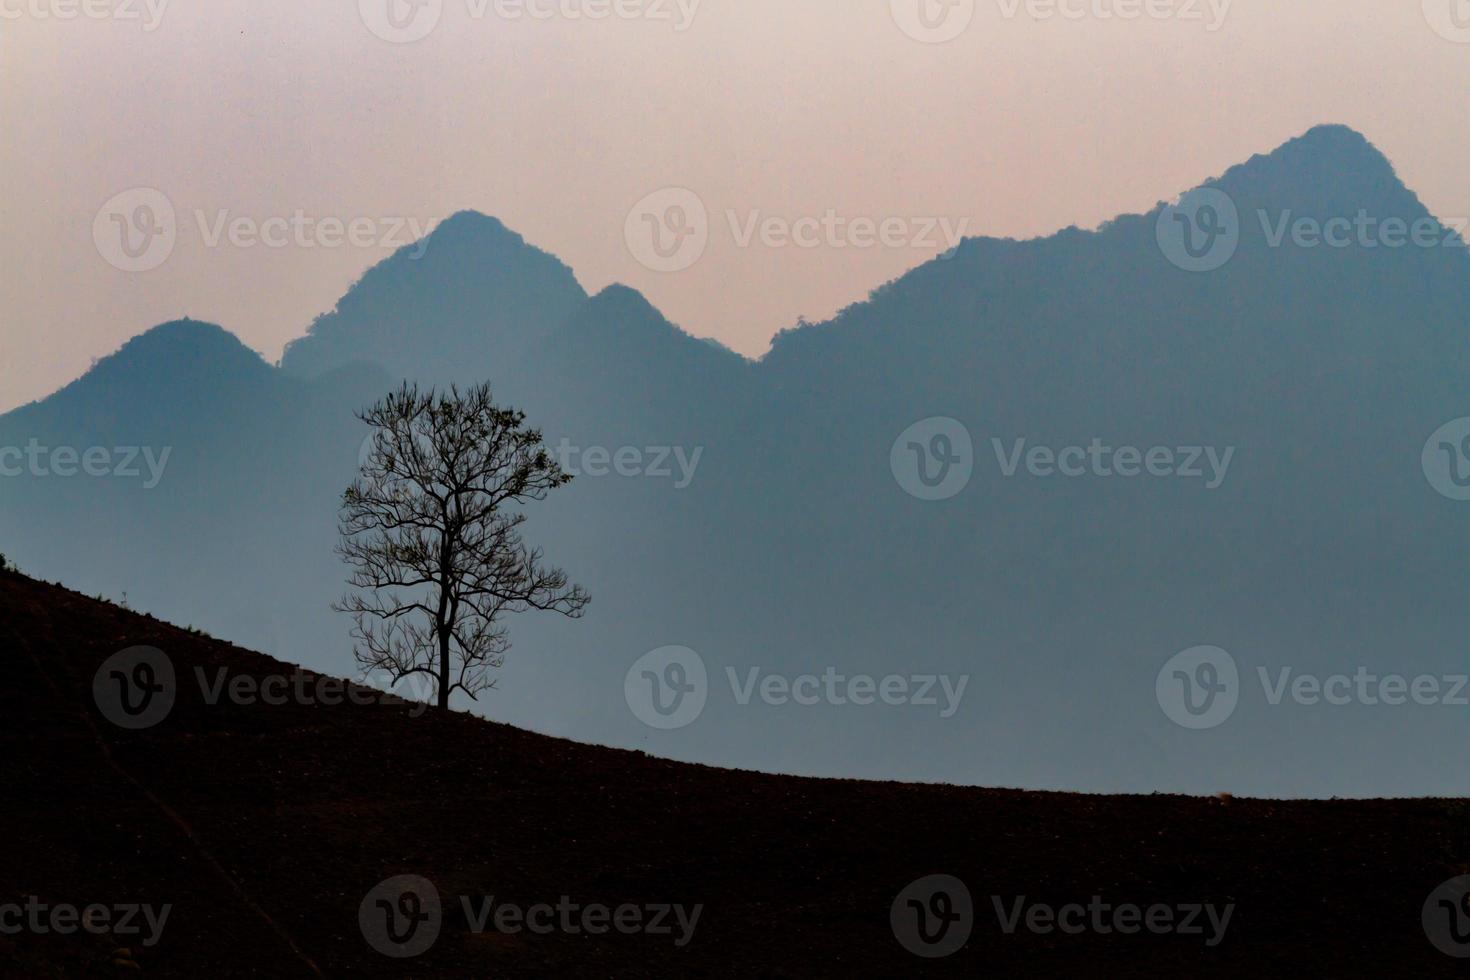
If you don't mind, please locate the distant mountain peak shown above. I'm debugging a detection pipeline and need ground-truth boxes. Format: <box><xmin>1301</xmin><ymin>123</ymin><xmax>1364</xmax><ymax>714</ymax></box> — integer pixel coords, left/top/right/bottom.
<box><xmin>414</xmin><ymin>209</ymin><xmax>521</xmax><ymax>251</ymax></box>
<box><xmin>121</xmin><ymin>317</ymin><xmax>250</xmax><ymax>348</ymax></box>
<box><xmin>10</xmin><ymin>319</ymin><xmax>273</xmax><ymax>414</ymax></box>
<box><xmin>577</xmin><ymin>284</ymin><xmax>745</xmax><ymax>355</ymax></box>
<box><xmin>540</xmin><ymin>284</ymin><xmax>750</xmax><ymax>379</ymax></box>
<box><xmin>1287</xmin><ymin>122</ymin><xmax>1376</xmax><ymax>151</ymax></box>
<box><xmin>1244</xmin><ymin>124</ymin><xmax>1390</xmax><ymax>175</ymax></box>
<box><xmin>280</xmin><ymin>212</ymin><xmax>588</xmax><ymax>381</ymax></box>
<box><xmin>101</xmin><ymin>319</ymin><xmax>267</xmax><ymax>374</ymax></box>
<box><xmin>435</xmin><ymin>207</ymin><xmax>506</xmax><ymax>228</ymax></box>
<box><xmin>585</xmin><ymin>283</ymin><xmax>662</xmax><ymax>317</ymax></box>
<box><xmin>565</xmin><ymin>284</ymin><xmax>687</xmax><ymax>343</ymax></box>
<box><xmin>762</xmin><ymin>123</ymin><xmax>1456</xmax><ymax>368</ymax></box>
<box><xmin>1207</xmin><ymin>124</ymin><xmax>1417</xmax><ymax>216</ymax></box>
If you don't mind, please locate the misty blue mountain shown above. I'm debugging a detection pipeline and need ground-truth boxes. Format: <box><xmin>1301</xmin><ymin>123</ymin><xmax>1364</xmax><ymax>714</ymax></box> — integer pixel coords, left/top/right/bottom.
<box><xmin>6</xmin><ymin>124</ymin><xmax>1469</xmax><ymax>796</ymax></box>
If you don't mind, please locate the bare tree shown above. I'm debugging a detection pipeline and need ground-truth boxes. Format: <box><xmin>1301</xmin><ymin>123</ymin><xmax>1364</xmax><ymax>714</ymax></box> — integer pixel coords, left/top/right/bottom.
<box><xmin>336</xmin><ymin>382</ymin><xmax>589</xmax><ymax>710</ymax></box>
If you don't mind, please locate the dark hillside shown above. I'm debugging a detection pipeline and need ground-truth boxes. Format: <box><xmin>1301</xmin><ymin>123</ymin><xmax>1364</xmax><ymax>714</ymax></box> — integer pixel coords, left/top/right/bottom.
<box><xmin>1</xmin><ymin>570</ymin><xmax>1465</xmax><ymax>976</ymax></box>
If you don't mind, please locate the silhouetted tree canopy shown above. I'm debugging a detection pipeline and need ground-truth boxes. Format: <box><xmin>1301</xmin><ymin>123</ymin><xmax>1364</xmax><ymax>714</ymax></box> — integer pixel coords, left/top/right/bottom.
<box><xmin>336</xmin><ymin>382</ymin><xmax>589</xmax><ymax>709</ymax></box>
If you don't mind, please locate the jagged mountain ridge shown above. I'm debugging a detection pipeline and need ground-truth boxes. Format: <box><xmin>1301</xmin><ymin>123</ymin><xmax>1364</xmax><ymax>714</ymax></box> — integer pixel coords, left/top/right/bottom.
<box><xmin>4</xmin><ymin>124</ymin><xmax>1469</xmax><ymax>796</ymax></box>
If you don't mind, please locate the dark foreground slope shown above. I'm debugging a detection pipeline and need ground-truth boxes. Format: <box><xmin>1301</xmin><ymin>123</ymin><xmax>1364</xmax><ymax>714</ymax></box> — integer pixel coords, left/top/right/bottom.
<box><xmin>2</xmin><ymin>570</ymin><xmax>1466</xmax><ymax>978</ymax></box>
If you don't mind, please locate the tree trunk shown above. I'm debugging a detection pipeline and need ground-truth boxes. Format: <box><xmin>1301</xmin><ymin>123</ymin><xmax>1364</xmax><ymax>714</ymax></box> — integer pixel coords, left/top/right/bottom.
<box><xmin>437</xmin><ymin>628</ymin><xmax>450</xmax><ymax>710</ymax></box>
<box><xmin>437</xmin><ymin>531</ymin><xmax>452</xmax><ymax>710</ymax></box>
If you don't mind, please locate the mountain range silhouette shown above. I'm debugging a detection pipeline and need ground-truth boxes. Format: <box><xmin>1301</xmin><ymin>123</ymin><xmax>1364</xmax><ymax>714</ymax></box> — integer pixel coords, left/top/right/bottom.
<box><xmin>6</xmin><ymin>124</ymin><xmax>1469</xmax><ymax>796</ymax></box>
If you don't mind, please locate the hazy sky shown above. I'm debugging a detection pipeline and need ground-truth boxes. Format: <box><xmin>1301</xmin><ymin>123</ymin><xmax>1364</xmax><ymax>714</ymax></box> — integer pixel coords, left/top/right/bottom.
<box><xmin>3</xmin><ymin>0</ymin><xmax>1469</xmax><ymax>411</ymax></box>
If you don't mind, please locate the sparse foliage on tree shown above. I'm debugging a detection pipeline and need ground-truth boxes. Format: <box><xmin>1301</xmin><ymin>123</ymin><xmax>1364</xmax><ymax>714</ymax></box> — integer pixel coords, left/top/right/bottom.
<box><xmin>336</xmin><ymin>382</ymin><xmax>589</xmax><ymax>710</ymax></box>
